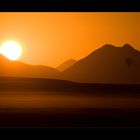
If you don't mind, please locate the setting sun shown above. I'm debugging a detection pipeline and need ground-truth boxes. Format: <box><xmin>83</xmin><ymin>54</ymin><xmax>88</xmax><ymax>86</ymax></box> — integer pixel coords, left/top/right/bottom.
<box><xmin>0</xmin><ymin>41</ymin><xmax>22</xmax><ymax>61</ymax></box>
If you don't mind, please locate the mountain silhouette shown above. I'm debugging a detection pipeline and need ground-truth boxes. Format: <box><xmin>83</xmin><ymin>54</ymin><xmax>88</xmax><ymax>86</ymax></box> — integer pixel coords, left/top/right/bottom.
<box><xmin>53</xmin><ymin>44</ymin><xmax>140</xmax><ymax>84</ymax></box>
<box><xmin>1</xmin><ymin>43</ymin><xmax>140</xmax><ymax>84</ymax></box>
<box><xmin>56</xmin><ymin>59</ymin><xmax>77</xmax><ymax>72</ymax></box>
<box><xmin>0</xmin><ymin>54</ymin><xmax>59</xmax><ymax>78</ymax></box>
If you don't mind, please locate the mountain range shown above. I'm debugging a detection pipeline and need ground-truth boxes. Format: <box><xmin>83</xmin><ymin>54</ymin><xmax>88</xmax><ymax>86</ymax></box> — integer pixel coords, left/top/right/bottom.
<box><xmin>1</xmin><ymin>43</ymin><xmax>140</xmax><ymax>84</ymax></box>
<box><xmin>51</xmin><ymin>44</ymin><xmax>140</xmax><ymax>84</ymax></box>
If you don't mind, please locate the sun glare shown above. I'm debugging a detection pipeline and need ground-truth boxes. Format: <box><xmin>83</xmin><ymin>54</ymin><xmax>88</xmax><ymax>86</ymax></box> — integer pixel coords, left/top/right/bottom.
<box><xmin>0</xmin><ymin>41</ymin><xmax>22</xmax><ymax>61</ymax></box>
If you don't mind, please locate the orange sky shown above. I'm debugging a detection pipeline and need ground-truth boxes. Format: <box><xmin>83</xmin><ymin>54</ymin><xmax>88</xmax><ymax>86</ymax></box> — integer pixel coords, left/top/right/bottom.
<box><xmin>0</xmin><ymin>12</ymin><xmax>140</xmax><ymax>67</ymax></box>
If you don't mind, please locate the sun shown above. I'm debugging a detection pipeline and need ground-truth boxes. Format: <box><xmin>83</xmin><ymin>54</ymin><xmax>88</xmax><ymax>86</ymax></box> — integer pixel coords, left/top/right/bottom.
<box><xmin>0</xmin><ymin>40</ymin><xmax>22</xmax><ymax>61</ymax></box>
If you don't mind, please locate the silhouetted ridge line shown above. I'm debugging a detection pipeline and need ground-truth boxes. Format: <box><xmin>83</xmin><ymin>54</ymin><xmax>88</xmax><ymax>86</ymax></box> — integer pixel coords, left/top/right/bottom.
<box><xmin>0</xmin><ymin>54</ymin><xmax>59</xmax><ymax>78</ymax></box>
<box><xmin>56</xmin><ymin>59</ymin><xmax>77</xmax><ymax>72</ymax></box>
<box><xmin>52</xmin><ymin>43</ymin><xmax>140</xmax><ymax>84</ymax></box>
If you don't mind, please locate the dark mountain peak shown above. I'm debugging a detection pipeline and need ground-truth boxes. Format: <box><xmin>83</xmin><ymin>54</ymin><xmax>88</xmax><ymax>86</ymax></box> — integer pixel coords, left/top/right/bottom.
<box><xmin>92</xmin><ymin>44</ymin><xmax>117</xmax><ymax>54</ymax></box>
<box><xmin>122</xmin><ymin>43</ymin><xmax>134</xmax><ymax>49</ymax></box>
<box><xmin>97</xmin><ymin>43</ymin><xmax>137</xmax><ymax>54</ymax></box>
<box><xmin>56</xmin><ymin>59</ymin><xmax>77</xmax><ymax>72</ymax></box>
<box><xmin>102</xmin><ymin>44</ymin><xmax>116</xmax><ymax>49</ymax></box>
<box><xmin>102</xmin><ymin>43</ymin><xmax>134</xmax><ymax>50</ymax></box>
<box><xmin>85</xmin><ymin>44</ymin><xmax>116</xmax><ymax>59</ymax></box>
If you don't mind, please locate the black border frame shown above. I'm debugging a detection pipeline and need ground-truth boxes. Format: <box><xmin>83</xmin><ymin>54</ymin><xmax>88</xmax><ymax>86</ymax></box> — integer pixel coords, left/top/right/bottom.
<box><xmin>0</xmin><ymin>0</ymin><xmax>139</xmax><ymax>12</ymax></box>
<box><xmin>0</xmin><ymin>0</ymin><xmax>140</xmax><ymax>137</ymax></box>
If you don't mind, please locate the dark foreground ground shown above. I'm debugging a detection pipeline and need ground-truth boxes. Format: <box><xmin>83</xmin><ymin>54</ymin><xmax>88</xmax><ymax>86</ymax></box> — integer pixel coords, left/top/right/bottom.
<box><xmin>0</xmin><ymin>76</ymin><xmax>140</xmax><ymax>127</ymax></box>
<box><xmin>0</xmin><ymin>108</ymin><xmax>140</xmax><ymax>127</ymax></box>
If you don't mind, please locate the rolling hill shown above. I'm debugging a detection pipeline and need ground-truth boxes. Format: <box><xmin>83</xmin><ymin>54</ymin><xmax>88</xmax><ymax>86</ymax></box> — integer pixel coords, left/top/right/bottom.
<box><xmin>1</xmin><ymin>43</ymin><xmax>140</xmax><ymax>84</ymax></box>
<box><xmin>0</xmin><ymin>55</ymin><xmax>59</xmax><ymax>78</ymax></box>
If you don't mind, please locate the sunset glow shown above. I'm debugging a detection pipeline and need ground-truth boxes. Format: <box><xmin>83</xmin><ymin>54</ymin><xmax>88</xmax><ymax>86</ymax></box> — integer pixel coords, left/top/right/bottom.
<box><xmin>0</xmin><ymin>41</ymin><xmax>22</xmax><ymax>61</ymax></box>
<box><xmin>0</xmin><ymin>12</ymin><xmax>140</xmax><ymax>66</ymax></box>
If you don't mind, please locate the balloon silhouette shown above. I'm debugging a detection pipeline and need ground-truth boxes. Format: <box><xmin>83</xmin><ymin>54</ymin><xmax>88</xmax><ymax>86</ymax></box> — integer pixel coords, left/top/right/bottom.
<box><xmin>125</xmin><ymin>57</ymin><xmax>134</xmax><ymax>67</ymax></box>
